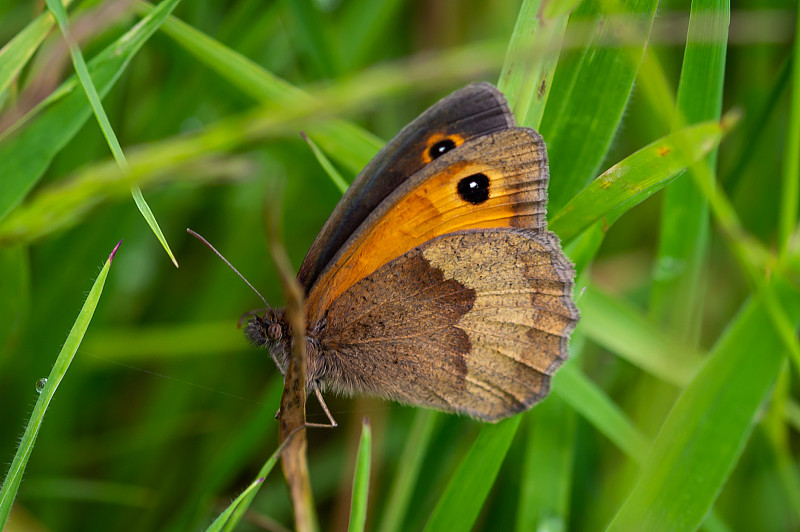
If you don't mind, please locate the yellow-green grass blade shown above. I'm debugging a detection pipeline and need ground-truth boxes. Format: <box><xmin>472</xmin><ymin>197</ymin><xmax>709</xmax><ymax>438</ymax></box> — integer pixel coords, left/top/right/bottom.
<box><xmin>376</xmin><ymin>410</ymin><xmax>439</xmax><ymax>532</ymax></box>
<box><xmin>348</xmin><ymin>419</ymin><xmax>372</xmax><ymax>532</ymax></box>
<box><xmin>0</xmin><ymin>0</ymin><xmax>75</xmax><ymax>97</ymax></box>
<box><xmin>540</xmin><ymin>0</ymin><xmax>658</xmax><ymax>212</ymax></box>
<box><xmin>550</xmin><ymin>117</ymin><xmax>735</xmax><ymax>242</ymax></box>
<box><xmin>45</xmin><ymin>0</ymin><xmax>180</xmax><ymax>268</ymax></box>
<box><xmin>0</xmin><ymin>0</ymin><xmax>184</xmax><ymax>222</ymax></box>
<box><xmin>650</xmin><ymin>0</ymin><xmax>729</xmax><ymax>342</ymax></box>
<box><xmin>606</xmin><ymin>276</ymin><xmax>800</xmax><ymax>531</ymax></box>
<box><xmin>132</xmin><ymin>0</ymin><xmax>382</xmax><ymax>174</ymax></box>
<box><xmin>498</xmin><ymin>0</ymin><xmax>573</xmax><ymax>128</ymax></box>
<box><xmin>0</xmin><ymin>155</ymin><xmax>250</xmax><ymax>246</ymax></box>
<box><xmin>423</xmin><ymin>416</ymin><xmax>522</xmax><ymax>532</ymax></box>
<box><xmin>0</xmin><ymin>240</ymin><xmax>120</xmax><ymax>527</ymax></box>
<box><xmin>302</xmin><ymin>132</ymin><xmax>349</xmax><ymax>194</ymax></box>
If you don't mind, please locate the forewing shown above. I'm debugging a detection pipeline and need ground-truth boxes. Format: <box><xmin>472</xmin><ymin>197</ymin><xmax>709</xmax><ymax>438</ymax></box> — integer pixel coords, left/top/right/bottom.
<box><xmin>297</xmin><ymin>83</ymin><xmax>513</xmax><ymax>293</ymax></box>
<box><xmin>314</xmin><ymin>228</ymin><xmax>579</xmax><ymax>422</ymax></box>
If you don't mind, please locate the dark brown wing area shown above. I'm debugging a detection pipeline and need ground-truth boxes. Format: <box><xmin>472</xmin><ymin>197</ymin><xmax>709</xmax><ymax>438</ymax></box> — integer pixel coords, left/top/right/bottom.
<box><xmin>297</xmin><ymin>83</ymin><xmax>514</xmax><ymax>293</ymax></box>
<box><xmin>311</xmin><ymin>228</ymin><xmax>579</xmax><ymax>422</ymax></box>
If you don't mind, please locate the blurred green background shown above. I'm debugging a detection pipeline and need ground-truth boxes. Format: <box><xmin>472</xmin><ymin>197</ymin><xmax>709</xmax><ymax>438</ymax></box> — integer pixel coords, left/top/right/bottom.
<box><xmin>1</xmin><ymin>0</ymin><xmax>799</xmax><ymax>530</ymax></box>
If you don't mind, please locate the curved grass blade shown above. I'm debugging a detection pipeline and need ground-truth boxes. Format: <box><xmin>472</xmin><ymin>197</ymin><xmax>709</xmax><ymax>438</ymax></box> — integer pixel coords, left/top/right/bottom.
<box><xmin>348</xmin><ymin>418</ymin><xmax>372</xmax><ymax>532</ymax></box>
<box><xmin>423</xmin><ymin>417</ymin><xmax>521</xmax><ymax>532</ymax></box>
<box><xmin>376</xmin><ymin>410</ymin><xmax>439</xmax><ymax>532</ymax></box>
<box><xmin>550</xmin><ymin>116</ymin><xmax>736</xmax><ymax>242</ymax></box>
<box><xmin>0</xmin><ymin>240</ymin><xmax>121</xmax><ymax>528</ymax></box>
<box><xmin>0</xmin><ymin>0</ymin><xmax>182</xmax><ymax>222</ymax></box>
<box><xmin>606</xmin><ymin>277</ymin><xmax>800</xmax><ymax>532</ymax></box>
<box><xmin>205</xmin><ymin>477</ymin><xmax>264</xmax><ymax>532</ymax></box>
<box><xmin>45</xmin><ymin>0</ymin><xmax>179</xmax><ymax>267</ymax></box>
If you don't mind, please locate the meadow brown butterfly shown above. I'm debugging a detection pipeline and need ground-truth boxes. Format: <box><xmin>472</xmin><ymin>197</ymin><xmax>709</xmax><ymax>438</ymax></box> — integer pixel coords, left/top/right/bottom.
<box><xmin>246</xmin><ymin>83</ymin><xmax>579</xmax><ymax>422</ymax></box>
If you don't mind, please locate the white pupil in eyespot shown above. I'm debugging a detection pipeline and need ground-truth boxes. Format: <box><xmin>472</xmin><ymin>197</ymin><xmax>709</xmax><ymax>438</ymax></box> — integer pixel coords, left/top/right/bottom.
<box><xmin>469</xmin><ymin>181</ymin><xmax>478</xmax><ymax>188</ymax></box>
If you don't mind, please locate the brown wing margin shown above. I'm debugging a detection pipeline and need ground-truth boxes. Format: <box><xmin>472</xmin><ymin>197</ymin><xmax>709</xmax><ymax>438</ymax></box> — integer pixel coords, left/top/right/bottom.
<box><xmin>310</xmin><ymin>228</ymin><xmax>579</xmax><ymax>422</ymax></box>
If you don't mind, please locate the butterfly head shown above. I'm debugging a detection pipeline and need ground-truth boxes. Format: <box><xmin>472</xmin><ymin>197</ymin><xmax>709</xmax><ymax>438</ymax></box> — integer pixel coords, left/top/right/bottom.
<box><xmin>245</xmin><ymin>309</ymin><xmax>290</xmax><ymax>360</ymax></box>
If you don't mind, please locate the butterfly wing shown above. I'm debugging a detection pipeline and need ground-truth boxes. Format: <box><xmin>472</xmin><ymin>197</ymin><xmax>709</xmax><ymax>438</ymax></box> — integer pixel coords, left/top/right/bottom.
<box><xmin>311</xmin><ymin>228</ymin><xmax>578</xmax><ymax>421</ymax></box>
<box><xmin>305</xmin><ymin>127</ymin><xmax>549</xmax><ymax>323</ymax></box>
<box><xmin>297</xmin><ymin>83</ymin><xmax>514</xmax><ymax>293</ymax></box>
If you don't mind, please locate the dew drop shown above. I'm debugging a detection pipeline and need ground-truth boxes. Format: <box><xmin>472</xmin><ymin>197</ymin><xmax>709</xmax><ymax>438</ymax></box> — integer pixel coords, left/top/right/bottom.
<box><xmin>35</xmin><ymin>378</ymin><xmax>47</xmax><ymax>393</ymax></box>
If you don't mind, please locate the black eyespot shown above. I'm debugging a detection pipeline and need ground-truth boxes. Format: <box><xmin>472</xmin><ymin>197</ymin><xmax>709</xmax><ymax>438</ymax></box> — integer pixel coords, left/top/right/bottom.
<box><xmin>428</xmin><ymin>138</ymin><xmax>456</xmax><ymax>160</ymax></box>
<box><xmin>457</xmin><ymin>173</ymin><xmax>490</xmax><ymax>205</ymax></box>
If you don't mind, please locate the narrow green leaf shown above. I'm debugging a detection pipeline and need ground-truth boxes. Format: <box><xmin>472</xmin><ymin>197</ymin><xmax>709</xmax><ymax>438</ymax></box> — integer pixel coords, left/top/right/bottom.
<box><xmin>779</xmin><ymin>5</ymin><xmax>800</xmax><ymax>254</ymax></box>
<box><xmin>0</xmin><ymin>0</ymin><xmax>184</xmax><ymax>222</ymax></box>
<box><xmin>515</xmin><ymin>397</ymin><xmax>575</xmax><ymax>532</ymax></box>
<box><xmin>45</xmin><ymin>0</ymin><xmax>179</xmax><ymax>267</ymax></box>
<box><xmin>581</xmin><ymin>284</ymin><xmax>703</xmax><ymax>386</ymax></box>
<box><xmin>650</xmin><ymin>0</ymin><xmax>730</xmax><ymax>341</ymax></box>
<box><xmin>0</xmin><ymin>246</ymin><xmax>29</xmax><ymax>358</ymax></box>
<box><xmin>550</xmin><ymin>117</ymin><xmax>734</xmax><ymax>242</ymax></box>
<box><xmin>540</xmin><ymin>0</ymin><xmax>658</xmax><ymax>212</ymax></box>
<box><xmin>377</xmin><ymin>410</ymin><xmax>439</xmax><ymax>532</ymax></box>
<box><xmin>338</xmin><ymin>0</ymin><xmax>405</xmax><ymax>71</ymax></box>
<box><xmin>206</xmin><ymin>477</ymin><xmax>264</xmax><ymax>532</ymax></box>
<box><xmin>219</xmin><ymin>432</ymin><xmax>293</xmax><ymax>532</ymax></box>
<box><xmin>284</xmin><ymin>0</ymin><xmax>340</xmax><ymax>78</ymax></box>
<box><xmin>424</xmin><ymin>417</ymin><xmax>521</xmax><ymax>532</ymax></box>
<box><xmin>0</xmin><ymin>0</ymin><xmax>76</xmax><ymax>96</ymax></box>
<box><xmin>0</xmin><ymin>240</ymin><xmax>120</xmax><ymax>527</ymax></box>
<box><xmin>606</xmin><ymin>277</ymin><xmax>800</xmax><ymax>532</ymax></box>
<box><xmin>348</xmin><ymin>418</ymin><xmax>372</xmax><ymax>532</ymax></box>
<box><xmin>555</xmin><ymin>363</ymin><xmax>649</xmax><ymax>464</ymax></box>
<box><xmin>302</xmin><ymin>132</ymin><xmax>349</xmax><ymax>194</ymax></box>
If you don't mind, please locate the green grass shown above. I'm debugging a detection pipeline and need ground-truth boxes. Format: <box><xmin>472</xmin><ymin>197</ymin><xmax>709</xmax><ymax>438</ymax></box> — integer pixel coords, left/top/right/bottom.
<box><xmin>1</xmin><ymin>0</ymin><xmax>798</xmax><ymax>531</ymax></box>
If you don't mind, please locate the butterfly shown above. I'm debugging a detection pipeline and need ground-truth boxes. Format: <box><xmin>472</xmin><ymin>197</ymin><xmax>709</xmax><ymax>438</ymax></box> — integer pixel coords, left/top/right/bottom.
<box><xmin>246</xmin><ymin>83</ymin><xmax>579</xmax><ymax>422</ymax></box>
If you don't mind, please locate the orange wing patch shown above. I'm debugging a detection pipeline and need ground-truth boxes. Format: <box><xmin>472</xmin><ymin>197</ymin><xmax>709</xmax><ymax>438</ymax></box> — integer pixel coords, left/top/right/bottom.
<box><xmin>306</xmin><ymin>128</ymin><xmax>549</xmax><ymax>322</ymax></box>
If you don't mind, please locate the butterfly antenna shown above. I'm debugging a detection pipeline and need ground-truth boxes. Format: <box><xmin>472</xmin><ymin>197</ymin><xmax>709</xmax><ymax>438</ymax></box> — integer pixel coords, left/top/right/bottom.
<box><xmin>186</xmin><ymin>228</ymin><xmax>272</xmax><ymax>311</ymax></box>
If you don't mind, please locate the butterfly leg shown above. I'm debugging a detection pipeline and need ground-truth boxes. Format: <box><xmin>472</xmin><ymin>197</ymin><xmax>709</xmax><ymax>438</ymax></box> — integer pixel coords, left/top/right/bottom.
<box><xmin>303</xmin><ymin>382</ymin><xmax>338</xmax><ymax>428</ymax></box>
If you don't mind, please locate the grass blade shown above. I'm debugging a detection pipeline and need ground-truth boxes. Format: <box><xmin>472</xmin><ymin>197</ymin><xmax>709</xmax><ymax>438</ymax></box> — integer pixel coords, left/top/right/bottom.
<box><xmin>206</xmin><ymin>477</ymin><xmax>264</xmax><ymax>532</ymax></box>
<box><xmin>0</xmin><ymin>0</ymin><xmax>76</xmax><ymax>96</ymax></box>
<box><xmin>515</xmin><ymin>397</ymin><xmax>576</xmax><ymax>532</ymax></box>
<box><xmin>132</xmin><ymin>0</ymin><xmax>382</xmax><ymax>174</ymax></box>
<box><xmin>0</xmin><ymin>0</ymin><xmax>184</xmax><ymax>222</ymax></box>
<box><xmin>650</xmin><ymin>0</ymin><xmax>729</xmax><ymax>340</ymax></box>
<box><xmin>606</xmin><ymin>277</ymin><xmax>800</xmax><ymax>532</ymax></box>
<box><xmin>555</xmin><ymin>363</ymin><xmax>649</xmax><ymax>464</ymax></box>
<box><xmin>301</xmin><ymin>132</ymin><xmax>349</xmax><ymax>194</ymax></box>
<box><xmin>45</xmin><ymin>0</ymin><xmax>180</xmax><ymax>267</ymax></box>
<box><xmin>540</xmin><ymin>0</ymin><xmax>658</xmax><ymax>212</ymax></box>
<box><xmin>779</xmin><ymin>6</ymin><xmax>800</xmax><ymax>254</ymax></box>
<box><xmin>348</xmin><ymin>418</ymin><xmax>372</xmax><ymax>532</ymax></box>
<box><xmin>550</xmin><ymin>116</ymin><xmax>735</xmax><ymax>242</ymax></box>
<box><xmin>423</xmin><ymin>417</ymin><xmax>521</xmax><ymax>532</ymax></box>
<box><xmin>377</xmin><ymin>410</ymin><xmax>439</xmax><ymax>532</ymax></box>
<box><xmin>0</xmin><ymin>240</ymin><xmax>120</xmax><ymax>527</ymax></box>
<box><xmin>581</xmin><ymin>284</ymin><xmax>703</xmax><ymax>386</ymax></box>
